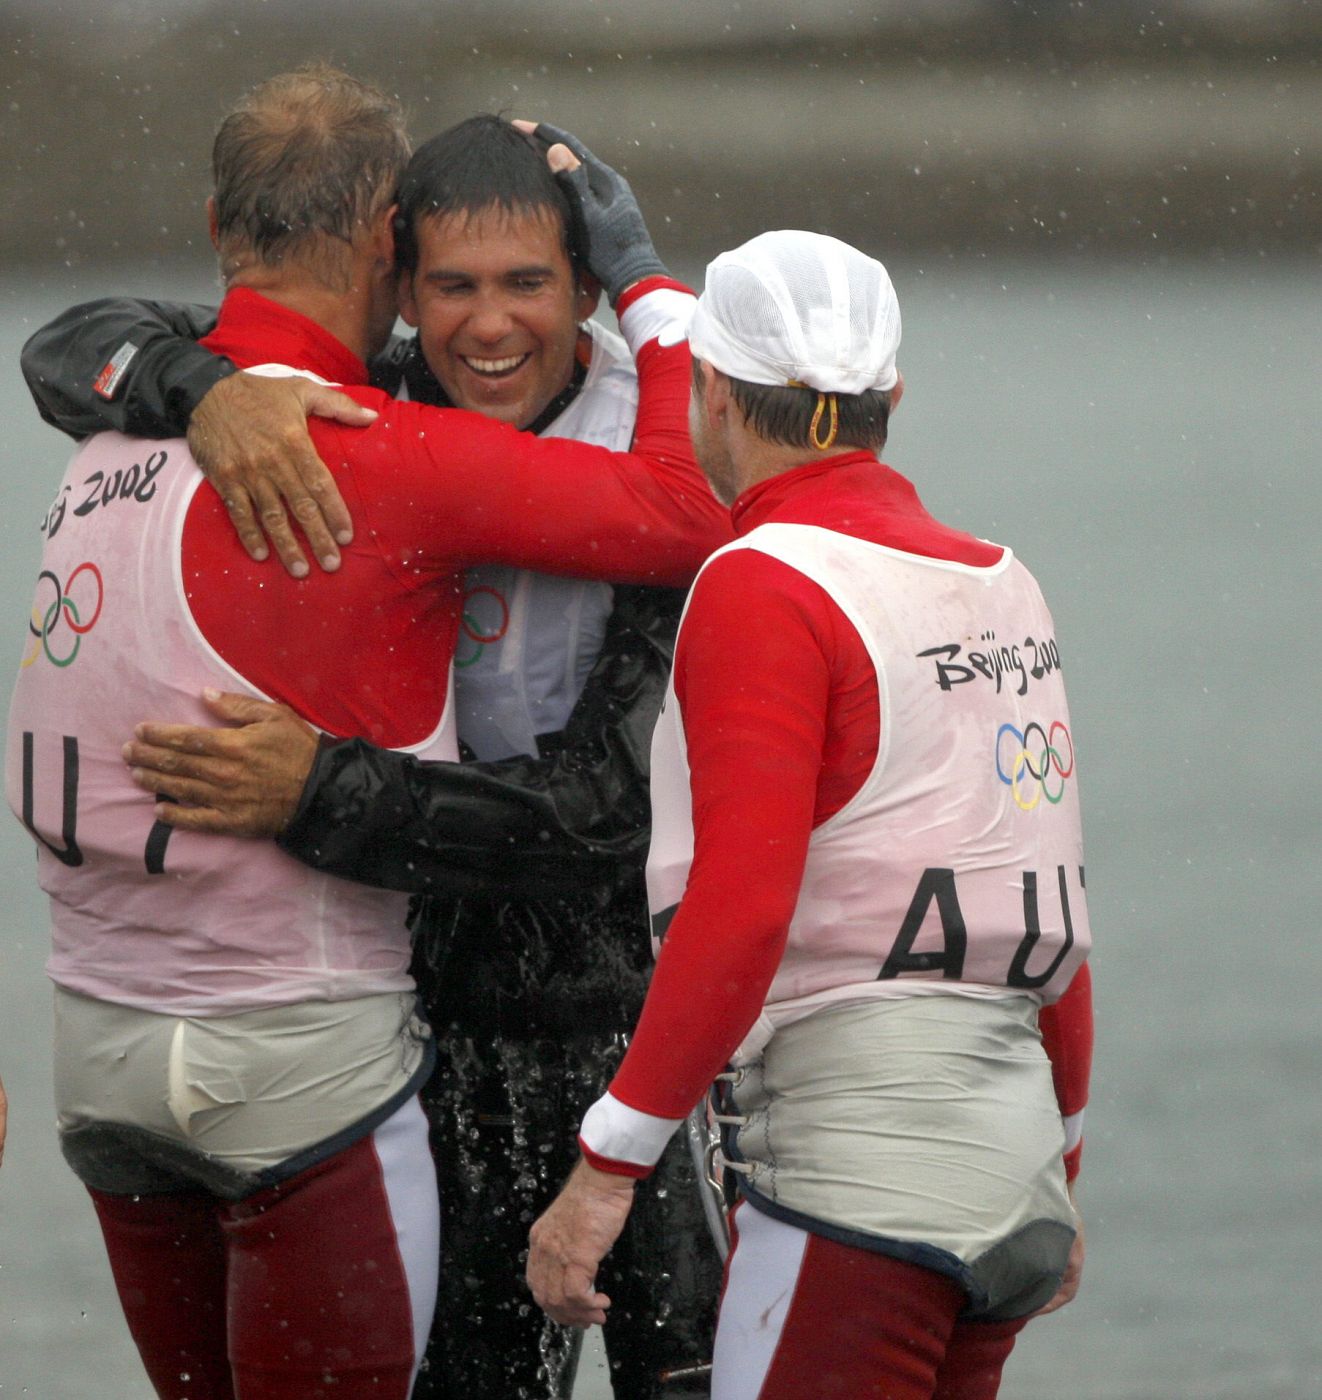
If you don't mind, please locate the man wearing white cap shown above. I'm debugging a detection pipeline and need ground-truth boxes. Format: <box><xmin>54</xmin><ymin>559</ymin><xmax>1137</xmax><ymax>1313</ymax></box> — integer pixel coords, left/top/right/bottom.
<box><xmin>528</xmin><ymin>230</ymin><xmax>1095</xmax><ymax>1399</ymax></box>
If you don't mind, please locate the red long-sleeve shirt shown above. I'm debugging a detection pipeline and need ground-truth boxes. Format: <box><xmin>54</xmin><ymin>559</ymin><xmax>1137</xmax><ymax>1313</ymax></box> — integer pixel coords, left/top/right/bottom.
<box><xmin>183</xmin><ymin>282</ymin><xmax>731</xmax><ymax>746</ymax></box>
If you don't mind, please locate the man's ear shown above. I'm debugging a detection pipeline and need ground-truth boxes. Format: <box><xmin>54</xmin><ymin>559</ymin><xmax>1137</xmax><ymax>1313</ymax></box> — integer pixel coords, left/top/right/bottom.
<box><xmin>701</xmin><ymin>361</ymin><xmax>731</xmax><ymax>428</ymax></box>
<box><xmin>207</xmin><ymin>196</ymin><xmax>220</xmax><ymax>252</ymax></box>
<box><xmin>575</xmin><ymin>271</ymin><xmax>603</xmax><ymax>323</ymax></box>
<box><xmin>374</xmin><ymin>202</ymin><xmax>398</xmax><ymax>269</ymax></box>
<box><xmin>890</xmin><ymin>370</ymin><xmax>905</xmax><ymax>413</ymax></box>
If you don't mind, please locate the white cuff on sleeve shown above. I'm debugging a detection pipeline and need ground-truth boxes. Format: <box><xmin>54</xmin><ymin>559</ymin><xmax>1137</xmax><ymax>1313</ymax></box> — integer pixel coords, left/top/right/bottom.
<box><xmin>1062</xmin><ymin>1109</ymin><xmax>1085</xmax><ymax>1155</ymax></box>
<box><xmin>618</xmin><ymin>289</ymin><xmax>697</xmax><ymax>358</ymax></box>
<box><xmin>580</xmin><ymin>1091</ymin><xmax>686</xmax><ymax>1171</ymax></box>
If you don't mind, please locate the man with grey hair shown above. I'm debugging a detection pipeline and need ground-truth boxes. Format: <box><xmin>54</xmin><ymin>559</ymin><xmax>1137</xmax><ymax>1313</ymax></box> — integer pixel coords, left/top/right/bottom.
<box><xmin>7</xmin><ymin>66</ymin><xmax>725</xmax><ymax>1400</ymax></box>
<box><xmin>528</xmin><ymin>230</ymin><xmax>1095</xmax><ymax>1400</ymax></box>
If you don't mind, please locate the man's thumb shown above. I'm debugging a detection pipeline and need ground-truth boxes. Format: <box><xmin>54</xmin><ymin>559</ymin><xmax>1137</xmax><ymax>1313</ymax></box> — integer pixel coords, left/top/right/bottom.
<box><xmin>301</xmin><ymin>383</ymin><xmax>377</xmax><ymax>427</ymax></box>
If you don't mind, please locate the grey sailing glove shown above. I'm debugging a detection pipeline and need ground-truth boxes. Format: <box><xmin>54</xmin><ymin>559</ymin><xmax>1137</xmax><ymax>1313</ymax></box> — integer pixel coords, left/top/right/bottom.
<box><xmin>531</xmin><ymin>122</ymin><xmax>669</xmax><ymax>305</ymax></box>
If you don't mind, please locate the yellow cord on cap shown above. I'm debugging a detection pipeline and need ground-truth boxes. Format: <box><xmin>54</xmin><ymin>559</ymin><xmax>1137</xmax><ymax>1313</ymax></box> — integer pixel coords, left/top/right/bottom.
<box><xmin>809</xmin><ymin>392</ymin><xmax>839</xmax><ymax>450</ymax></box>
<box><xmin>788</xmin><ymin>380</ymin><xmax>840</xmax><ymax>450</ymax></box>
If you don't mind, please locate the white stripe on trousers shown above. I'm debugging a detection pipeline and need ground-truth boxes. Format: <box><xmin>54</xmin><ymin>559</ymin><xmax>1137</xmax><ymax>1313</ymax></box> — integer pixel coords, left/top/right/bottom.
<box><xmin>711</xmin><ymin>1203</ymin><xmax>810</xmax><ymax>1400</ymax></box>
<box><xmin>369</xmin><ymin>1096</ymin><xmax>441</xmax><ymax>1391</ymax></box>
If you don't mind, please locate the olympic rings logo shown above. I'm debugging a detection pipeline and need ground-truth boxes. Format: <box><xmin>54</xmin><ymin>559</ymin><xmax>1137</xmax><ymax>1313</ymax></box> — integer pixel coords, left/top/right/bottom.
<box><xmin>21</xmin><ymin>563</ymin><xmax>104</xmax><ymax>670</ymax></box>
<box><xmin>454</xmin><ymin>585</ymin><xmax>509</xmax><ymax>669</ymax></box>
<box><xmin>995</xmin><ymin>720</ymin><xmax>1074</xmax><ymax>811</ymax></box>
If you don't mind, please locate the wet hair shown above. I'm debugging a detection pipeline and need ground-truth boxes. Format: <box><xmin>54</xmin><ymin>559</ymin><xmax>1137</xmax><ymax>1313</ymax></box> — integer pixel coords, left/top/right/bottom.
<box><xmin>211</xmin><ymin>63</ymin><xmax>410</xmax><ymax>287</ymax></box>
<box><xmin>692</xmin><ymin>359</ymin><xmax>892</xmax><ymax>453</ymax></box>
<box><xmin>394</xmin><ymin>114</ymin><xmax>583</xmax><ymax>275</ymax></box>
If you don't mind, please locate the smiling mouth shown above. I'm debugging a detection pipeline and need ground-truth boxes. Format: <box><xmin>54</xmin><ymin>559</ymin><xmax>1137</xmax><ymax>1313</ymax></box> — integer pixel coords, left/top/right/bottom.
<box><xmin>461</xmin><ymin>353</ymin><xmax>531</xmax><ymax>379</ymax></box>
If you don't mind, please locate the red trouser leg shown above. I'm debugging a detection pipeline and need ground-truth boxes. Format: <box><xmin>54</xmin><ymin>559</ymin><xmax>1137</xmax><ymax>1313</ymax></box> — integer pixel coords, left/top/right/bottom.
<box><xmin>932</xmin><ymin>1316</ymin><xmax>1025</xmax><ymax>1400</ymax></box>
<box><xmin>221</xmin><ymin>1134</ymin><xmax>422</xmax><ymax>1400</ymax></box>
<box><xmin>716</xmin><ymin>1205</ymin><xmax>1027</xmax><ymax>1400</ymax></box>
<box><xmin>88</xmin><ymin>1105</ymin><xmax>436</xmax><ymax>1400</ymax></box>
<box><xmin>88</xmin><ymin>1187</ymin><xmax>235</xmax><ymax>1400</ymax></box>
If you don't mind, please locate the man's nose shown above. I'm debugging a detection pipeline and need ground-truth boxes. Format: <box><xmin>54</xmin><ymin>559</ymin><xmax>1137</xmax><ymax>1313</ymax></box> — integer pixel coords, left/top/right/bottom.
<box><xmin>467</xmin><ymin>294</ymin><xmax>516</xmax><ymax>342</ymax></box>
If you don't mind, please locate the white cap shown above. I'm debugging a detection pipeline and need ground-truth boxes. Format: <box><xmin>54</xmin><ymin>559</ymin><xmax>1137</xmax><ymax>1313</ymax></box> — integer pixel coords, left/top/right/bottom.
<box><xmin>687</xmin><ymin>230</ymin><xmax>900</xmax><ymax>395</ymax></box>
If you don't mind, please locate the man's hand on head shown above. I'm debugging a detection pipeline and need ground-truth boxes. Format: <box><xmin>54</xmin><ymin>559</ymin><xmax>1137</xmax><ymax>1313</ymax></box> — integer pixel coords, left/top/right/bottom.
<box><xmin>122</xmin><ymin>689</ymin><xmax>319</xmax><ymax>838</ymax></box>
<box><xmin>512</xmin><ymin>119</ymin><xmax>668</xmax><ymax>306</ymax></box>
<box><xmin>187</xmin><ymin>372</ymin><xmax>376</xmax><ymax>577</ymax></box>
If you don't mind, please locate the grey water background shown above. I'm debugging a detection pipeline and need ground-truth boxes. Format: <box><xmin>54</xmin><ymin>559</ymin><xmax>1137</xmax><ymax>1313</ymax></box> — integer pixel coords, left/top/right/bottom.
<box><xmin>2</xmin><ymin>251</ymin><xmax>1319</xmax><ymax>1399</ymax></box>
